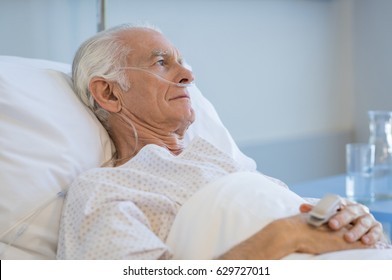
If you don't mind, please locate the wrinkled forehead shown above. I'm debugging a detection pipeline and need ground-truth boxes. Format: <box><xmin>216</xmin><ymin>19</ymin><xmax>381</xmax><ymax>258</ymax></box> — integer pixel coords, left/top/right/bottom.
<box><xmin>120</xmin><ymin>28</ymin><xmax>180</xmax><ymax>65</ymax></box>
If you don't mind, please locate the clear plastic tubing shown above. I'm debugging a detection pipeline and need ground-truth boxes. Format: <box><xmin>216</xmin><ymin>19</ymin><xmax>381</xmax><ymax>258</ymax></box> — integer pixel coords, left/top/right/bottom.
<box><xmin>119</xmin><ymin>67</ymin><xmax>194</xmax><ymax>88</ymax></box>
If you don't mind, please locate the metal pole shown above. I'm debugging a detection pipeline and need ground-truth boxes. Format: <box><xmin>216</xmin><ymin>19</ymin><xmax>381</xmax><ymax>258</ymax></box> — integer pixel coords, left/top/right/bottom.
<box><xmin>97</xmin><ymin>0</ymin><xmax>106</xmax><ymax>32</ymax></box>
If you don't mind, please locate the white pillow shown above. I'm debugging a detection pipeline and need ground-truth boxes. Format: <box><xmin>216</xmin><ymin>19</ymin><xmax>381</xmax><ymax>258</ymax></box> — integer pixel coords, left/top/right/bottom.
<box><xmin>0</xmin><ymin>56</ymin><xmax>113</xmax><ymax>259</ymax></box>
<box><xmin>0</xmin><ymin>55</ymin><xmax>254</xmax><ymax>259</ymax></box>
<box><xmin>184</xmin><ymin>84</ymin><xmax>256</xmax><ymax>169</ymax></box>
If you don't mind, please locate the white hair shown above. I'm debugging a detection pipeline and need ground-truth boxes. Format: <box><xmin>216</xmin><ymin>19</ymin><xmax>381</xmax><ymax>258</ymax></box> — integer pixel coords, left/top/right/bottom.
<box><xmin>72</xmin><ymin>23</ymin><xmax>161</xmax><ymax>128</ymax></box>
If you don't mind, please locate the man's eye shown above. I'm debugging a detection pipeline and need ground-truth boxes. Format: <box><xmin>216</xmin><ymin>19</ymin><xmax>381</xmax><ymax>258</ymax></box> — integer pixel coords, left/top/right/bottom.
<box><xmin>156</xmin><ymin>59</ymin><xmax>165</xmax><ymax>66</ymax></box>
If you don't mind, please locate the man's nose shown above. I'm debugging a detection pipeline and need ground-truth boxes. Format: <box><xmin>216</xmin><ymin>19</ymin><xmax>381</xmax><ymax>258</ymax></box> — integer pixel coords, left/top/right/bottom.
<box><xmin>177</xmin><ymin>64</ymin><xmax>195</xmax><ymax>85</ymax></box>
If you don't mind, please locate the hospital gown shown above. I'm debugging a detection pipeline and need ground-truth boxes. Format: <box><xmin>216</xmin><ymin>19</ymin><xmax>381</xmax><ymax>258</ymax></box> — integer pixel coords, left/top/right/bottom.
<box><xmin>57</xmin><ymin>136</ymin><xmax>260</xmax><ymax>259</ymax></box>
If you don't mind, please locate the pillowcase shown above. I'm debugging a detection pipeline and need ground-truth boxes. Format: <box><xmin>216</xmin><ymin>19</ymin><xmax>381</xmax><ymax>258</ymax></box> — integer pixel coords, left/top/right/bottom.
<box><xmin>0</xmin><ymin>56</ymin><xmax>113</xmax><ymax>259</ymax></box>
<box><xmin>0</xmin><ymin>55</ymin><xmax>254</xmax><ymax>259</ymax></box>
<box><xmin>184</xmin><ymin>84</ymin><xmax>256</xmax><ymax>169</ymax></box>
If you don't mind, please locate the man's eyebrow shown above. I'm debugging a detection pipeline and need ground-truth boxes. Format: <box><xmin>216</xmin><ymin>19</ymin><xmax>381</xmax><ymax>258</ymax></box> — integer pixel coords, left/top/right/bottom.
<box><xmin>151</xmin><ymin>49</ymin><xmax>169</xmax><ymax>58</ymax></box>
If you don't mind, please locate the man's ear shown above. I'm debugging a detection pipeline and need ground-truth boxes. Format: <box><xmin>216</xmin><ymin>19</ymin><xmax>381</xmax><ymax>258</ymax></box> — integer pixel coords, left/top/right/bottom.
<box><xmin>89</xmin><ymin>77</ymin><xmax>122</xmax><ymax>113</ymax></box>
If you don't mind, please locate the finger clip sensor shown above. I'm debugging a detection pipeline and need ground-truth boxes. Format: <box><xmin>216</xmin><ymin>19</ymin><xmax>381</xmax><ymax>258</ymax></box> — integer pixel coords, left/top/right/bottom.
<box><xmin>307</xmin><ymin>194</ymin><xmax>342</xmax><ymax>227</ymax></box>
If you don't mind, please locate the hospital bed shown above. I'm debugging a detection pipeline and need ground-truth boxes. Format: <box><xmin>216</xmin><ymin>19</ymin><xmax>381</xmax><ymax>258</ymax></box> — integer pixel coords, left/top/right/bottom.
<box><xmin>1</xmin><ymin>55</ymin><xmax>392</xmax><ymax>260</ymax></box>
<box><xmin>0</xmin><ymin>55</ymin><xmax>252</xmax><ymax>259</ymax></box>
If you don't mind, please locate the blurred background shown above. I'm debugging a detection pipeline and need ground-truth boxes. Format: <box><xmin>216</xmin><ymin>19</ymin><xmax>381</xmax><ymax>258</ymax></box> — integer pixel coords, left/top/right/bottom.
<box><xmin>1</xmin><ymin>0</ymin><xmax>391</xmax><ymax>185</ymax></box>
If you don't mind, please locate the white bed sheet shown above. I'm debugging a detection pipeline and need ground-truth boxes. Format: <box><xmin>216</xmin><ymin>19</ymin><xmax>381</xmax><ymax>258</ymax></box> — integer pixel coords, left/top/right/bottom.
<box><xmin>167</xmin><ymin>172</ymin><xmax>392</xmax><ymax>260</ymax></box>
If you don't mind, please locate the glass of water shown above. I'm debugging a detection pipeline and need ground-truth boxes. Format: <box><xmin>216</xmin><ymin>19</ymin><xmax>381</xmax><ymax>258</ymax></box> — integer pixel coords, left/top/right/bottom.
<box><xmin>346</xmin><ymin>143</ymin><xmax>375</xmax><ymax>204</ymax></box>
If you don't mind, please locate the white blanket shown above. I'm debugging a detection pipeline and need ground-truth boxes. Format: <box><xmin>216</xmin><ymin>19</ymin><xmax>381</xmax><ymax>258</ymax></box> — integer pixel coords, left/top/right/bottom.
<box><xmin>166</xmin><ymin>172</ymin><xmax>392</xmax><ymax>259</ymax></box>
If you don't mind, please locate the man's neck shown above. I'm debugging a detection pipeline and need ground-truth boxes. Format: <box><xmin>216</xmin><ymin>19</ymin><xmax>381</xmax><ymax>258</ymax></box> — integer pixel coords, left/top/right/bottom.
<box><xmin>108</xmin><ymin>115</ymin><xmax>185</xmax><ymax>166</ymax></box>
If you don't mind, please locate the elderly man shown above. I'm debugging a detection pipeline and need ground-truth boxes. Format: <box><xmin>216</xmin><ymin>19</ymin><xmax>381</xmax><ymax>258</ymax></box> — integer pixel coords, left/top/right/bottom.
<box><xmin>57</xmin><ymin>23</ymin><xmax>385</xmax><ymax>259</ymax></box>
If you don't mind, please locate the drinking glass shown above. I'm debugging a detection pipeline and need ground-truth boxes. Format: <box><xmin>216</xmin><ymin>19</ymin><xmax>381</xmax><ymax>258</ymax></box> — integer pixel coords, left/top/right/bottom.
<box><xmin>346</xmin><ymin>143</ymin><xmax>375</xmax><ymax>204</ymax></box>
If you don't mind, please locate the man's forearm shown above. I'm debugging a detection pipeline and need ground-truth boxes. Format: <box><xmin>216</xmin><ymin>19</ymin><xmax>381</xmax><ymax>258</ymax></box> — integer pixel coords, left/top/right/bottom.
<box><xmin>217</xmin><ymin>218</ymin><xmax>298</xmax><ymax>260</ymax></box>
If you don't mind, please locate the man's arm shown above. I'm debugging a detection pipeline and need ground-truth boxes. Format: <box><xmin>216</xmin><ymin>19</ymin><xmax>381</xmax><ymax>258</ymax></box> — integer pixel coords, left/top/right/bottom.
<box><xmin>217</xmin><ymin>217</ymin><xmax>297</xmax><ymax>260</ymax></box>
<box><xmin>217</xmin><ymin>214</ymin><xmax>370</xmax><ymax>260</ymax></box>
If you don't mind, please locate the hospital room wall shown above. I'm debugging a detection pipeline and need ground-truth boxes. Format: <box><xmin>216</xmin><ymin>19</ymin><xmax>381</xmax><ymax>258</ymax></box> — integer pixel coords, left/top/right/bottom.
<box><xmin>351</xmin><ymin>0</ymin><xmax>392</xmax><ymax>143</ymax></box>
<box><xmin>0</xmin><ymin>0</ymin><xmax>390</xmax><ymax>185</ymax></box>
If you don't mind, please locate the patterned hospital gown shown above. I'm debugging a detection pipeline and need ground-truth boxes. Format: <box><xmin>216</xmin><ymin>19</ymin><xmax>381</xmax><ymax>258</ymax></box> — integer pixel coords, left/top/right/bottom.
<box><xmin>57</xmin><ymin>136</ymin><xmax>259</xmax><ymax>259</ymax></box>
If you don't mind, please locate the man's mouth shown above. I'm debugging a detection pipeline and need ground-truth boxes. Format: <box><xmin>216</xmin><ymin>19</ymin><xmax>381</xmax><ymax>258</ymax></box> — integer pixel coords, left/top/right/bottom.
<box><xmin>169</xmin><ymin>93</ymin><xmax>190</xmax><ymax>101</ymax></box>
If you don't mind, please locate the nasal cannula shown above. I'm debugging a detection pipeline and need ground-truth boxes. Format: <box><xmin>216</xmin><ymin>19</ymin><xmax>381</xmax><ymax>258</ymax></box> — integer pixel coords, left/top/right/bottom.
<box><xmin>118</xmin><ymin>67</ymin><xmax>195</xmax><ymax>88</ymax></box>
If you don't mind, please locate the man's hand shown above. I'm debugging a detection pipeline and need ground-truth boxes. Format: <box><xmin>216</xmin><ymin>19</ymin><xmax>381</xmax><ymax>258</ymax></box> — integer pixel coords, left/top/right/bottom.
<box><xmin>300</xmin><ymin>199</ymin><xmax>384</xmax><ymax>245</ymax></box>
